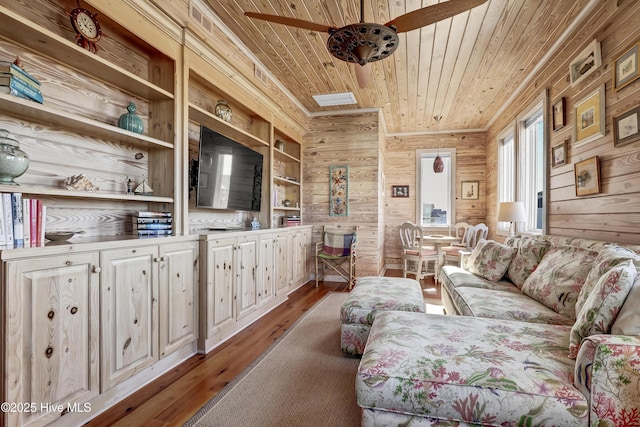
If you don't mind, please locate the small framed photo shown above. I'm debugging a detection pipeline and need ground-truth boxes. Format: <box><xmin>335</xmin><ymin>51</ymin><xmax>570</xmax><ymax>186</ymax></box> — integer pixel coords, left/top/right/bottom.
<box><xmin>574</xmin><ymin>85</ymin><xmax>605</xmax><ymax>148</ymax></box>
<box><xmin>552</xmin><ymin>97</ymin><xmax>566</xmax><ymax>131</ymax></box>
<box><xmin>461</xmin><ymin>181</ymin><xmax>479</xmax><ymax>200</ymax></box>
<box><xmin>552</xmin><ymin>140</ymin><xmax>568</xmax><ymax>167</ymax></box>
<box><xmin>614</xmin><ymin>41</ymin><xmax>640</xmax><ymax>91</ymax></box>
<box><xmin>574</xmin><ymin>156</ymin><xmax>601</xmax><ymax>196</ymax></box>
<box><xmin>392</xmin><ymin>185</ymin><xmax>409</xmax><ymax>198</ymax></box>
<box><xmin>614</xmin><ymin>106</ymin><xmax>640</xmax><ymax>147</ymax></box>
<box><xmin>570</xmin><ymin>39</ymin><xmax>602</xmax><ymax>86</ymax></box>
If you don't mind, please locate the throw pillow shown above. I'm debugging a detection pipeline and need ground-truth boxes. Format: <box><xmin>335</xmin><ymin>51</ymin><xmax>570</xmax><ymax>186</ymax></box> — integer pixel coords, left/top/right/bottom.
<box><xmin>568</xmin><ymin>260</ymin><xmax>638</xmax><ymax>359</ymax></box>
<box><xmin>507</xmin><ymin>238</ymin><xmax>551</xmax><ymax>289</ymax></box>
<box><xmin>521</xmin><ymin>245</ymin><xmax>599</xmax><ymax>320</ymax></box>
<box><xmin>576</xmin><ymin>245</ymin><xmax>640</xmax><ymax>315</ymax></box>
<box><xmin>466</xmin><ymin>240</ymin><xmax>515</xmax><ymax>282</ymax></box>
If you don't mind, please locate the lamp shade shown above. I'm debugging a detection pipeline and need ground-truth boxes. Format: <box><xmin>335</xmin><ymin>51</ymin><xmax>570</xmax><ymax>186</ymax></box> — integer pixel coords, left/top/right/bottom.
<box><xmin>498</xmin><ymin>202</ymin><xmax>527</xmax><ymax>223</ymax></box>
<box><xmin>433</xmin><ymin>155</ymin><xmax>444</xmax><ymax>173</ymax></box>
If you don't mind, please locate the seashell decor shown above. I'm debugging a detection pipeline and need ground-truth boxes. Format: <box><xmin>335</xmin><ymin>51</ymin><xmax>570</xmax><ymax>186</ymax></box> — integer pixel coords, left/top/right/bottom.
<box><xmin>63</xmin><ymin>174</ymin><xmax>100</xmax><ymax>192</ymax></box>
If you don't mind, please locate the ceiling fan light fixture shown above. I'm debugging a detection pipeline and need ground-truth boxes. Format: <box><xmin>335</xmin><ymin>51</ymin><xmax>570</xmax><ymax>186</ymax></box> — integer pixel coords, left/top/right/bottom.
<box><xmin>327</xmin><ymin>23</ymin><xmax>399</xmax><ymax>65</ymax></box>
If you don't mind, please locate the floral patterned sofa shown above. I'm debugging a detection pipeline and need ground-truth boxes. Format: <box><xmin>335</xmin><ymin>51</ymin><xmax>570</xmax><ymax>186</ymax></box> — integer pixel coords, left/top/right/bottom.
<box><xmin>356</xmin><ymin>235</ymin><xmax>640</xmax><ymax>426</ymax></box>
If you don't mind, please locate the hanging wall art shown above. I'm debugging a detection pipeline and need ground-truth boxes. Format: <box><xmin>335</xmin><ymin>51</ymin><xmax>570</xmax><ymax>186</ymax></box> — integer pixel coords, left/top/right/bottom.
<box><xmin>329</xmin><ymin>165</ymin><xmax>349</xmax><ymax>216</ymax></box>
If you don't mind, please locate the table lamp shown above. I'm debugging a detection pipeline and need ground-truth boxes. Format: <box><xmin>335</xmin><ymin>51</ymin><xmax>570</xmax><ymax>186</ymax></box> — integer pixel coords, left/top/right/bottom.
<box><xmin>497</xmin><ymin>202</ymin><xmax>527</xmax><ymax>237</ymax></box>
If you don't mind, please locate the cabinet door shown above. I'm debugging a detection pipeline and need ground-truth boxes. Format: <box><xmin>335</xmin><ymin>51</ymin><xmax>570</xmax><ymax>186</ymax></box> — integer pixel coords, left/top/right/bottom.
<box><xmin>100</xmin><ymin>246</ymin><xmax>159</xmax><ymax>391</ymax></box>
<box><xmin>206</xmin><ymin>238</ymin><xmax>235</xmax><ymax>337</ymax></box>
<box><xmin>5</xmin><ymin>253</ymin><xmax>100</xmax><ymax>427</ymax></box>
<box><xmin>259</xmin><ymin>233</ymin><xmax>276</xmax><ymax>305</ymax></box>
<box><xmin>292</xmin><ymin>231</ymin><xmax>305</xmax><ymax>284</ymax></box>
<box><xmin>236</xmin><ymin>235</ymin><xmax>258</xmax><ymax>320</ymax></box>
<box><xmin>275</xmin><ymin>232</ymin><xmax>290</xmax><ymax>295</ymax></box>
<box><xmin>159</xmin><ymin>241</ymin><xmax>198</xmax><ymax>358</ymax></box>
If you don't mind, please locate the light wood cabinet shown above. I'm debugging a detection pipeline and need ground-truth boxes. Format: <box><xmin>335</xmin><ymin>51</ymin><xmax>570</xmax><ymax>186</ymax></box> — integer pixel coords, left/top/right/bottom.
<box><xmin>235</xmin><ymin>235</ymin><xmax>259</xmax><ymax>320</ymax></box>
<box><xmin>100</xmin><ymin>240</ymin><xmax>198</xmax><ymax>391</ymax></box>
<box><xmin>259</xmin><ymin>232</ymin><xmax>276</xmax><ymax>305</ymax></box>
<box><xmin>199</xmin><ymin>227</ymin><xmax>312</xmax><ymax>352</ymax></box>
<box><xmin>5</xmin><ymin>253</ymin><xmax>100</xmax><ymax>427</ymax></box>
<box><xmin>158</xmin><ymin>241</ymin><xmax>199</xmax><ymax>358</ymax></box>
<box><xmin>100</xmin><ymin>246</ymin><xmax>159</xmax><ymax>391</ymax></box>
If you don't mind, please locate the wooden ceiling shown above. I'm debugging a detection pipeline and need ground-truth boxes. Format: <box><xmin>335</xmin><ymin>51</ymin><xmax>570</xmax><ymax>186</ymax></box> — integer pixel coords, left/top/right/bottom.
<box><xmin>201</xmin><ymin>0</ymin><xmax>591</xmax><ymax>134</ymax></box>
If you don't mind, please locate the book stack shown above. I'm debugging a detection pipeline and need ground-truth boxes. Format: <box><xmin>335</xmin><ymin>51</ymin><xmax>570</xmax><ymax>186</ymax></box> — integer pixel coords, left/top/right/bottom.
<box><xmin>132</xmin><ymin>211</ymin><xmax>172</xmax><ymax>237</ymax></box>
<box><xmin>0</xmin><ymin>192</ymin><xmax>46</xmax><ymax>247</ymax></box>
<box><xmin>283</xmin><ymin>215</ymin><xmax>301</xmax><ymax>227</ymax></box>
<box><xmin>0</xmin><ymin>61</ymin><xmax>44</xmax><ymax>103</ymax></box>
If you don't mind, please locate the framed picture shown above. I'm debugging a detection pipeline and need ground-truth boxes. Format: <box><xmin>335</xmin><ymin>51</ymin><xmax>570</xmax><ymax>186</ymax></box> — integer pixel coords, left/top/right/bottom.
<box><xmin>391</xmin><ymin>185</ymin><xmax>409</xmax><ymax>198</ymax></box>
<box><xmin>614</xmin><ymin>106</ymin><xmax>640</xmax><ymax>147</ymax></box>
<box><xmin>329</xmin><ymin>165</ymin><xmax>348</xmax><ymax>216</ymax></box>
<box><xmin>552</xmin><ymin>97</ymin><xmax>566</xmax><ymax>131</ymax></box>
<box><xmin>574</xmin><ymin>85</ymin><xmax>605</xmax><ymax>148</ymax></box>
<box><xmin>574</xmin><ymin>156</ymin><xmax>601</xmax><ymax>196</ymax></box>
<box><xmin>570</xmin><ymin>40</ymin><xmax>602</xmax><ymax>86</ymax></box>
<box><xmin>552</xmin><ymin>140</ymin><xmax>568</xmax><ymax>167</ymax></box>
<box><xmin>614</xmin><ymin>41</ymin><xmax>640</xmax><ymax>91</ymax></box>
<box><xmin>461</xmin><ymin>181</ymin><xmax>479</xmax><ymax>200</ymax></box>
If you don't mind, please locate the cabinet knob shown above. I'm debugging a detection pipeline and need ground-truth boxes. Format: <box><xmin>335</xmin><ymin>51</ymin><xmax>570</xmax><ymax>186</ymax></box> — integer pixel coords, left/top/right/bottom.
<box><xmin>155</xmin><ymin>257</ymin><xmax>166</xmax><ymax>262</ymax></box>
<box><xmin>92</xmin><ymin>266</ymin><xmax>101</xmax><ymax>274</ymax></box>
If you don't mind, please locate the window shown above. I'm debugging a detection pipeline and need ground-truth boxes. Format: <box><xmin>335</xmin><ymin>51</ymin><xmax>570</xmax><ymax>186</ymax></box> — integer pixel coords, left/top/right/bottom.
<box><xmin>497</xmin><ymin>130</ymin><xmax>515</xmax><ymax>234</ymax></box>
<box><xmin>497</xmin><ymin>93</ymin><xmax>547</xmax><ymax>235</ymax></box>
<box><xmin>416</xmin><ymin>149</ymin><xmax>456</xmax><ymax>228</ymax></box>
<box><xmin>519</xmin><ymin>111</ymin><xmax>545</xmax><ymax>232</ymax></box>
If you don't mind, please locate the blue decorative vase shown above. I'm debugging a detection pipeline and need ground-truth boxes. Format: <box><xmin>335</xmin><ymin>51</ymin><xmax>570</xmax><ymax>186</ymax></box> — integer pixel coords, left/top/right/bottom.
<box><xmin>118</xmin><ymin>102</ymin><xmax>144</xmax><ymax>134</ymax></box>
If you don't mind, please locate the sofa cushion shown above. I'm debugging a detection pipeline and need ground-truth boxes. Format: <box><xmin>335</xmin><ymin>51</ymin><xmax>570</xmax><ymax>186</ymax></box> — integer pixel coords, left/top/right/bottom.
<box><xmin>357</xmin><ymin>311</ymin><xmax>586</xmax><ymax>426</ymax></box>
<box><xmin>612</xmin><ymin>274</ymin><xmax>640</xmax><ymax>335</ymax></box>
<box><xmin>576</xmin><ymin>245</ymin><xmax>640</xmax><ymax>314</ymax></box>
<box><xmin>453</xmin><ymin>287</ymin><xmax>575</xmax><ymax>325</ymax></box>
<box><xmin>569</xmin><ymin>260</ymin><xmax>638</xmax><ymax>358</ymax></box>
<box><xmin>521</xmin><ymin>245</ymin><xmax>599</xmax><ymax>320</ymax></box>
<box><xmin>466</xmin><ymin>240</ymin><xmax>515</xmax><ymax>282</ymax></box>
<box><xmin>506</xmin><ymin>237</ymin><xmax>551</xmax><ymax>289</ymax></box>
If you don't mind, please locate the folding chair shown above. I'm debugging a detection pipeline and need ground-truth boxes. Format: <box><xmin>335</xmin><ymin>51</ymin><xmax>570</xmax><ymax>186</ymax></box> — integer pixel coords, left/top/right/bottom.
<box><xmin>315</xmin><ymin>225</ymin><xmax>357</xmax><ymax>289</ymax></box>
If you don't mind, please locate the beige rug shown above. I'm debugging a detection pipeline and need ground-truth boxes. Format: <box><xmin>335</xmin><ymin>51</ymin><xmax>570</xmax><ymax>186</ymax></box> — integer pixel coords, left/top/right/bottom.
<box><xmin>183</xmin><ymin>292</ymin><xmax>361</xmax><ymax>427</ymax></box>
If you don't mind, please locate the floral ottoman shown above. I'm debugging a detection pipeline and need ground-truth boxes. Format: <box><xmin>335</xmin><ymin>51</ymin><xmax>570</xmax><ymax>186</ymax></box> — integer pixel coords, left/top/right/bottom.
<box><xmin>340</xmin><ymin>276</ymin><xmax>425</xmax><ymax>355</ymax></box>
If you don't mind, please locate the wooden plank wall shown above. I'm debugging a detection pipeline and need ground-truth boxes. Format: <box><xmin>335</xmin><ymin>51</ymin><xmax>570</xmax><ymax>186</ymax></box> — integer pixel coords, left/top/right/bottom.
<box><xmin>486</xmin><ymin>0</ymin><xmax>640</xmax><ymax>245</ymax></box>
<box><xmin>302</xmin><ymin>111</ymin><xmax>383</xmax><ymax>277</ymax></box>
<box><xmin>384</xmin><ymin>132</ymin><xmax>487</xmax><ymax>267</ymax></box>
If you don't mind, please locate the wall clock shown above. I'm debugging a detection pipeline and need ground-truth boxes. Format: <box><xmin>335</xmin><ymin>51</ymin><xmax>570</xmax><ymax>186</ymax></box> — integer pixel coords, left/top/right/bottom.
<box><xmin>67</xmin><ymin>3</ymin><xmax>102</xmax><ymax>53</ymax></box>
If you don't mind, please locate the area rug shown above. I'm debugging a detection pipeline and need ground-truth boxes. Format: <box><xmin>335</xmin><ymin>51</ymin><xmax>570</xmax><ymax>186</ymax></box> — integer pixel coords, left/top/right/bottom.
<box><xmin>183</xmin><ymin>292</ymin><xmax>361</xmax><ymax>427</ymax></box>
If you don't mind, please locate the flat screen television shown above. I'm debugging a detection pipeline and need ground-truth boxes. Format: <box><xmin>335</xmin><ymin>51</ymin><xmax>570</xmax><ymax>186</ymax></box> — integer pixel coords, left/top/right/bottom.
<box><xmin>196</xmin><ymin>125</ymin><xmax>263</xmax><ymax>212</ymax></box>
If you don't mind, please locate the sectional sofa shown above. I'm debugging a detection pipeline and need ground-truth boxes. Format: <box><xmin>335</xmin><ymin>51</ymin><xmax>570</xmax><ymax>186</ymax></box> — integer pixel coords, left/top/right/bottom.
<box><xmin>356</xmin><ymin>235</ymin><xmax>640</xmax><ymax>426</ymax></box>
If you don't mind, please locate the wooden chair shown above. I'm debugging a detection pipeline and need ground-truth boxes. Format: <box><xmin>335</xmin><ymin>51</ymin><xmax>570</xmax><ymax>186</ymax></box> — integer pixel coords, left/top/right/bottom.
<box><xmin>315</xmin><ymin>225</ymin><xmax>357</xmax><ymax>289</ymax></box>
<box><xmin>399</xmin><ymin>222</ymin><xmax>438</xmax><ymax>281</ymax></box>
<box><xmin>442</xmin><ymin>222</ymin><xmax>471</xmax><ymax>266</ymax></box>
<box><xmin>443</xmin><ymin>222</ymin><xmax>490</xmax><ymax>266</ymax></box>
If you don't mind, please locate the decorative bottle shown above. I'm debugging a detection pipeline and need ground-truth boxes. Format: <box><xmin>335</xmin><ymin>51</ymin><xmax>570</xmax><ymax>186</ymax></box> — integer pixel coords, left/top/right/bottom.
<box><xmin>118</xmin><ymin>102</ymin><xmax>144</xmax><ymax>134</ymax></box>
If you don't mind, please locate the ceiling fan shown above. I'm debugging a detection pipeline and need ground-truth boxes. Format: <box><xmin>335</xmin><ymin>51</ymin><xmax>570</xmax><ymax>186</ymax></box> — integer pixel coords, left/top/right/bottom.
<box><xmin>245</xmin><ymin>0</ymin><xmax>488</xmax><ymax>88</ymax></box>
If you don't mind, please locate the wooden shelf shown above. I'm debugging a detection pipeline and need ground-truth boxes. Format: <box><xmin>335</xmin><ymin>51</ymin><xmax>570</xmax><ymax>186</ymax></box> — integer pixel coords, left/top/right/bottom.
<box><xmin>274</xmin><ymin>148</ymin><xmax>300</xmax><ymax>163</ymax></box>
<box><xmin>0</xmin><ymin>94</ymin><xmax>174</xmax><ymax>149</ymax></box>
<box><xmin>273</xmin><ymin>176</ymin><xmax>301</xmax><ymax>186</ymax></box>
<box><xmin>0</xmin><ymin>184</ymin><xmax>173</xmax><ymax>203</ymax></box>
<box><xmin>188</xmin><ymin>103</ymin><xmax>269</xmax><ymax>149</ymax></box>
<box><xmin>0</xmin><ymin>6</ymin><xmax>173</xmax><ymax>101</ymax></box>
<box><xmin>274</xmin><ymin>206</ymin><xmax>300</xmax><ymax>211</ymax></box>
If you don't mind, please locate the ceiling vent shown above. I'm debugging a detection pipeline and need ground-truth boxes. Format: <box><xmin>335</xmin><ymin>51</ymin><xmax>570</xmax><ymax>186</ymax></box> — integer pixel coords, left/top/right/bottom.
<box><xmin>312</xmin><ymin>92</ymin><xmax>357</xmax><ymax>107</ymax></box>
<box><xmin>254</xmin><ymin>65</ymin><xmax>268</xmax><ymax>85</ymax></box>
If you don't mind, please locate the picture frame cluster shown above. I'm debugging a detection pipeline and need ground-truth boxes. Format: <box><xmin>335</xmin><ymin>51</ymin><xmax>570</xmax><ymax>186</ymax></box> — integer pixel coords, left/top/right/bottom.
<box><xmin>551</xmin><ymin>36</ymin><xmax>640</xmax><ymax>197</ymax></box>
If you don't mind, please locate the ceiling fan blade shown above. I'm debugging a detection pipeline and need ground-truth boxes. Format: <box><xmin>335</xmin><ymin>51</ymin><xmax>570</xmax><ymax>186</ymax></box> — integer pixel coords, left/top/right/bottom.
<box><xmin>354</xmin><ymin>63</ymin><xmax>371</xmax><ymax>88</ymax></box>
<box><xmin>244</xmin><ymin>12</ymin><xmax>333</xmax><ymax>33</ymax></box>
<box><xmin>386</xmin><ymin>0</ymin><xmax>488</xmax><ymax>33</ymax></box>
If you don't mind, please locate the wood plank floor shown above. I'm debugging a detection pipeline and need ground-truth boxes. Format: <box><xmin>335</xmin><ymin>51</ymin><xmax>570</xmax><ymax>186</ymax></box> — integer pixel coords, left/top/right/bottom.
<box><xmin>85</xmin><ymin>273</ymin><xmax>439</xmax><ymax>427</ymax></box>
